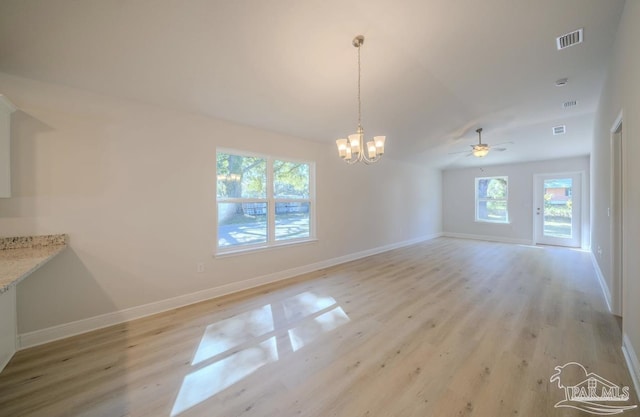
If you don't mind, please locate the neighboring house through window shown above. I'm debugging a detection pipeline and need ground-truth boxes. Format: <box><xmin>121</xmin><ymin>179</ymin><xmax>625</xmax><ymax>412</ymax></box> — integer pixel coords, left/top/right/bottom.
<box><xmin>475</xmin><ymin>176</ymin><xmax>509</xmax><ymax>223</ymax></box>
<box><xmin>216</xmin><ymin>150</ymin><xmax>315</xmax><ymax>253</ymax></box>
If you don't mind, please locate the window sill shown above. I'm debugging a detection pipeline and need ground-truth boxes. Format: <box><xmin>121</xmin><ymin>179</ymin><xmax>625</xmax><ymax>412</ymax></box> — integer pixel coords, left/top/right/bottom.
<box><xmin>474</xmin><ymin>220</ymin><xmax>511</xmax><ymax>225</ymax></box>
<box><xmin>214</xmin><ymin>237</ymin><xmax>319</xmax><ymax>258</ymax></box>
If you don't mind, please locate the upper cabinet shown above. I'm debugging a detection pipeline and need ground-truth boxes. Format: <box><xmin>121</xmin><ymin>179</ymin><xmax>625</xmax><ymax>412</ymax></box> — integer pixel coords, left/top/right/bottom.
<box><xmin>0</xmin><ymin>95</ymin><xmax>17</xmax><ymax>198</ymax></box>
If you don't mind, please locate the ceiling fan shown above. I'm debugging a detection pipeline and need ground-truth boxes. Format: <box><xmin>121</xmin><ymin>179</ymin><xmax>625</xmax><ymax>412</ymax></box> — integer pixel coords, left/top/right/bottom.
<box><xmin>449</xmin><ymin>128</ymin><xmax>510</xmax><ymax>158</ymax></box>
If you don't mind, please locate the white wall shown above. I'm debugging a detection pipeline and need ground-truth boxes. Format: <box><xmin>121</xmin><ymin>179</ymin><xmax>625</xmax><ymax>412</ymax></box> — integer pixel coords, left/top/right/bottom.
<box><xmin>591</xmin><ymin>1</ymin><xmax>640</xmax><ymax>396</ymax></box>
<box><xmin>442</xmin><ymin>157</ymin><xmax>590</xmax><ymax>247</ymax></box>
<box><xmin>0</xmin><ymin>72</ymin><xmax>442</xmax><ymax>341</ymax></box>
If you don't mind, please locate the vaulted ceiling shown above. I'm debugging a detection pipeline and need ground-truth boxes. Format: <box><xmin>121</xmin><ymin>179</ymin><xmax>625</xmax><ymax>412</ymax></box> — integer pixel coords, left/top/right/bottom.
<box><xmin>0</xmin><ymin>0</ymin><xmax>626</xmax><ymax>168</ymax></box>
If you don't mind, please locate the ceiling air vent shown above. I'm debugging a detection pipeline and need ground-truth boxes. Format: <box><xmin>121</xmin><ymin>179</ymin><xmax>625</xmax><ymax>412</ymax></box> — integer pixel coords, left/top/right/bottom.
<box><xmin>556</xmin><ymin>28</ymin><xmax>583</xmax><ymax>50</ymax></box>
<box><xmin>553</xmin><ymin>125</ymin><xmax>566</xmax><ymax>135</ymax></box>
<box><xmin>563</xmin><ymin>100</ymin><xmax>577</xmax><ymax>108</ymax></box>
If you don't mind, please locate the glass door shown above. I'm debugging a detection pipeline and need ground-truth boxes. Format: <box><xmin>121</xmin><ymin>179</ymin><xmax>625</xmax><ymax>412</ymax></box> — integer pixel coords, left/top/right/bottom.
<box><xmin>534</xmin><ymin>173</ymin><xmax>582</xmax><ymax>247</ymax></box>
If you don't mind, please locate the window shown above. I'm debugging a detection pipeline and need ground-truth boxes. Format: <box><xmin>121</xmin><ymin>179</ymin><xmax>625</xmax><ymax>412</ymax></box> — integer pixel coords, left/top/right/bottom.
<box><xmin>216</xmin><ymin>150</ymin><xmax>314</xmax><ymax>253</ymax></box>
<box><xmin>475</xmin><ymin>176</ymin><xmax>508</xmax><ymax>223</ymax></box>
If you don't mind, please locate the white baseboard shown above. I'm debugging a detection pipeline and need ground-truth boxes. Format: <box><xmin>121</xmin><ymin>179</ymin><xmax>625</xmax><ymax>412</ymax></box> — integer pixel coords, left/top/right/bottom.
<box><xmin>18</xmin><ymin>233</ymin><xmax>442</xmax><ymax>349</ymax></box>
<box><xmin>590</xmin><ymin>252</ymin><xmax>613</xmax><ymax>313</ymax></box>
<box><xmin>442</xmin><ymin>232</ymin><xmax>532</xmax><ymax>246</ymax></box>
<box><xmin>622</xmin><ymin>333</ymin><xmax>640</xmax><ymax>402</ymax></box>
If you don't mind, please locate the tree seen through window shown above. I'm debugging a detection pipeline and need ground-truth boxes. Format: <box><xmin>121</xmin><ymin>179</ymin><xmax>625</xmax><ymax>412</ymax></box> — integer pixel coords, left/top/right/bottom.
<box><xmin>476</xmin><ymin>176</ymin><xmax>508</xmax><ymax>223</ymax></box>
<box><xmin>216</xmin><ymin>152</ymin><xmax>314</xmax><ymax>251</ymax></box>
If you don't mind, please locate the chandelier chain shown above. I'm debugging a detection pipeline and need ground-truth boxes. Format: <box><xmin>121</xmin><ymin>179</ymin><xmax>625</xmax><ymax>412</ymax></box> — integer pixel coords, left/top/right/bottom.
<box><xmin>357</xmin><ymin>42</ymin><xmax>362</xmax><ymax>130</ymax></box>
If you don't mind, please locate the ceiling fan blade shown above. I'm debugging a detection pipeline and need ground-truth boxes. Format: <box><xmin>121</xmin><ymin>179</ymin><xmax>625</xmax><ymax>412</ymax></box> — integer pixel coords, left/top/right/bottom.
<box><xmin>493</xmin><ymin>147</ymin><xmax>508</xmax><ymax>152</ymax></box>
<box><xmin>448</xmin><ymin>150</ymin><xmax>470</xmax><ymax>155</ymax></box>
<box><xmin>492</xmin><ymin>141</ymin><xmax>513</xmax><ymax>146</ymax></box>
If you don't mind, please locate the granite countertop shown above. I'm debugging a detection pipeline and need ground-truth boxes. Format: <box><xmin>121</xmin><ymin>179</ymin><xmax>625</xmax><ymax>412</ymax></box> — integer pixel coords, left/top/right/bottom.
<box><xmin>0</xmin><ymin>234</ymin><xmax>68</xmax><ymax>294</ymax></box>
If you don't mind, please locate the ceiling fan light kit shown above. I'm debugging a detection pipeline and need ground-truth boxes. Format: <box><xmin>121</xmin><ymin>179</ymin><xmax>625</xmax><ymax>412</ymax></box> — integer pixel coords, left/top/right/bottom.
<box><xmin>472</xmin><ymin>146</ymin><xmax>490</xmax><ymax>158</ymax></box>
<box><xmin>335</xmin><ymin>35</ymin><xmax>386</xmax><ymax>165</ymax></box>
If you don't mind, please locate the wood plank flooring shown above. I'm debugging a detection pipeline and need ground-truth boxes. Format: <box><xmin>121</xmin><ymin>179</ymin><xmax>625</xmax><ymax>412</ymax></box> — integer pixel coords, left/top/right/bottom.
<box><xmin>0</xmin><ymin>238</ymin><xmax>637</xmax><ymax>417</ymax></box>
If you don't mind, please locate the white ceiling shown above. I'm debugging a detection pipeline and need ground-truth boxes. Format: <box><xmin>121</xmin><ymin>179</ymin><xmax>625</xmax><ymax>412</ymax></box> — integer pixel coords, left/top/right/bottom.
<box><xmin>0</xmin><ymin>0</ymin><xmax>626</xmax><ymax>168</ymax></box>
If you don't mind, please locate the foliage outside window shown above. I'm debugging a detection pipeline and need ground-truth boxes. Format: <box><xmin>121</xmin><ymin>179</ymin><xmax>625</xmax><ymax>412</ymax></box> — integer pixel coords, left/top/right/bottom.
<box><xmin>216</xmin><ymin>150</ymin><xmax>314</xmax><ymax>253</ymax></box>
<box><xmin>543</xmin><ymin>178</ymin><xmax>573</xmax><ymax>238</ymax></box>
<box><xmin>475</xmin><ymin>176</ymin><xmax>509</xmax><ymax>223</ymax></box>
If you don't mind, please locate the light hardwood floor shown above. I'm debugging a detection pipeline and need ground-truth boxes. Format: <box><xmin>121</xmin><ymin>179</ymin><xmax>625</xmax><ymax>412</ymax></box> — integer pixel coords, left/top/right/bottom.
<box><xmin>0</xmin><ymin>238</ymin><xmax>637</xmax><ymax>417</ymax></box>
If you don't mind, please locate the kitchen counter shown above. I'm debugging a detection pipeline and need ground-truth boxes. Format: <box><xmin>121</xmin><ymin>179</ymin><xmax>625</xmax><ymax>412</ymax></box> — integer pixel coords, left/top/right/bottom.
<box><xmin>0</xmin><ymin>234</ymin><xmax>68</xmax><ymax>294</ymax></box>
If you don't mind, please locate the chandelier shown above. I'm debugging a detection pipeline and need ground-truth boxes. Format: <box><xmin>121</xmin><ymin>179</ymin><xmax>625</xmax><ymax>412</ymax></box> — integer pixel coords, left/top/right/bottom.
<box><xmin>335</xmin><ymin>35</ymin><xmax>385</xmax><ymax>164</ymax></box>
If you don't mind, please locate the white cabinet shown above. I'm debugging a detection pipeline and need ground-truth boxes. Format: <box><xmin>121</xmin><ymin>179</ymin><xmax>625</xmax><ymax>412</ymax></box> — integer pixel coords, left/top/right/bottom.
<box><xmin>0</xmin><ymin>95</ymin><xmax>17</xmax><ymax>198</ymax></box>
<box><xmin>0</xmin><ymin>286</ymin><xmax>17</xmax><ymax>371</ymax></box>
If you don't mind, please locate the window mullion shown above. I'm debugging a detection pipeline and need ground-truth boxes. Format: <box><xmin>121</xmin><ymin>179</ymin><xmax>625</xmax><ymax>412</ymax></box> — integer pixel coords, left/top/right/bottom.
<box><xmin>219</xmin><ymin>198</ymin><xmax>268</xmax><ymax>204</ymax></box>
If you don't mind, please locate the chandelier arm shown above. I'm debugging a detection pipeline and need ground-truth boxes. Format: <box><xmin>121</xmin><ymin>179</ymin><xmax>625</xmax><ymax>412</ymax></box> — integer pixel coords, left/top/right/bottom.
<box><xmin>362</xmin><ymin>150</ymin><xmax>381</xmax><ymax>164</ymax></box>
<box><xmin>361</xmin><ymin>138</ymin><xmax>381</xmax><ymax>164</ymax></box>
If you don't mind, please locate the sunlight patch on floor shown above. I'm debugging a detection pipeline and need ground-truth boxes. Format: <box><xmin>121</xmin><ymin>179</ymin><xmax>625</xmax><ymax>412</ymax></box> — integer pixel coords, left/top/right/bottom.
<box><xmin>171</xmin><ymin>337</ymin><xmax>278</xmax><ymax>416</ymax></box>
<box><xmin>192</xmin><ymin>304</ymin><xmax>274</xmax><ymax>365</ymax></box>
<box><xmin>171</xmin><ymin>291</ymin><xmax>350</xmax><ymax>415</ymax></box>
<box><xmin>289</xmin><ymin>306</ymin><xmax>350</xmax><ymax>352</ymax></box>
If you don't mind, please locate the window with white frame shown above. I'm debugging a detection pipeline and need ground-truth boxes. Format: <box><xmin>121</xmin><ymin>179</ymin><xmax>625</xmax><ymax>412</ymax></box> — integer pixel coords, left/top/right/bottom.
<box><xmin>216</xmin><ymin>150</ymin><xmax>314</xmax><ymax>253</ymax></box>
<box><xmin>475</xmin><ymin>176</ymin><xmax>509</xmax><ymax>223</ymax></box>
